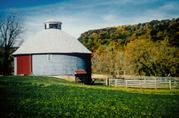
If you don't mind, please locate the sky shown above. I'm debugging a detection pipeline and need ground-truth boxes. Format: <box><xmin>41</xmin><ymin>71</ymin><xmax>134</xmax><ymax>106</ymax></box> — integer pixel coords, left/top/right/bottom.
<box><xmin>0</xmin><ymin>0</ymin><xmax>179</xmax><ymax>39</ymax></box>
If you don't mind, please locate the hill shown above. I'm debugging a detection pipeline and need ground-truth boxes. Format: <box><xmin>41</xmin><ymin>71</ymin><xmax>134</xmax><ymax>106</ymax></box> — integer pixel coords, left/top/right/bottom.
<box><xmin>79</xmin><ymin>18</ymin><xmax>179</xmax><ymax>77</ymax></box>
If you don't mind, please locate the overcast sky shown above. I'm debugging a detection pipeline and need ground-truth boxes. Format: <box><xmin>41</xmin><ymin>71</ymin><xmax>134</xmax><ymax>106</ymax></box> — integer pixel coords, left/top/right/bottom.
<box><xmin>0</xmin><ymin>0</ymin><xmax>179</xmax><ymax>39</ymax></box>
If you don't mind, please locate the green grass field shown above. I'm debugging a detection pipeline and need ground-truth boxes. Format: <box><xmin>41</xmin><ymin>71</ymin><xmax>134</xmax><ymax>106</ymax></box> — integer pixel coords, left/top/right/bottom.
<box><xmin>0</xmin><ymin>76</ymin><xmax>179</xmax><ymax>118</ymax></box>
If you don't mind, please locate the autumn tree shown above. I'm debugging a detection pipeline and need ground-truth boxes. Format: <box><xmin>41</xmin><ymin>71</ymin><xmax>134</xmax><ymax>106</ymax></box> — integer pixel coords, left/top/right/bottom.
<box><xmin>125</xmin><ymin>38</ymin><xmax>179</xmax><ymax>76</ymax></box>
<box><xmin>79</xmin><ymin>18</ymin><xmax>179</xmax><ymax>77</ymax></box>
<box><xmin>92</xmin><ymin>40</ymin><xmax>124</xmax><ymax>77</ymax></box>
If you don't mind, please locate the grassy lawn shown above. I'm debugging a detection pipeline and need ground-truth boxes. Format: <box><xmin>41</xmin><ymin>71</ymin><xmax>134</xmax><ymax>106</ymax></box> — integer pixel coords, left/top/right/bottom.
<box><xmin>0</xmin><ymin>76</ymin><xmax>179</xmax><ymax>118</ymax></box>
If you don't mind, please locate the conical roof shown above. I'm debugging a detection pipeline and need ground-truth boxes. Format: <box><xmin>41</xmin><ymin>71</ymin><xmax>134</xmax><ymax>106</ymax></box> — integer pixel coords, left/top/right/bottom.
<box><xmin>13</xmin><ymin>28</ymin><xmax>91</xmax><ymax>55</ymax></box>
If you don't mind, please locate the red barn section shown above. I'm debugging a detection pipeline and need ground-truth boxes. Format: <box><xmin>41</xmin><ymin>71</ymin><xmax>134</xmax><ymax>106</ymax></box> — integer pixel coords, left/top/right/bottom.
<box><xmin>16</xmin><ymin>55</ymin><xmax>32</xmax><ymax>75</ymax></box>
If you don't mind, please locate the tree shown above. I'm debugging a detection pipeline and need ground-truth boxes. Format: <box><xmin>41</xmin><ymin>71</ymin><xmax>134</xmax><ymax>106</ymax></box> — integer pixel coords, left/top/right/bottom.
<box><xmin>0</xmin><ymin>15</ymin><xmax>23</xmax><ymax>75</ymax></box>
<box><xmin>125</xmin><ymin>38</ymin><xmax>179</xmax><ymax>76</ymax></box>
<box><xmin>79</xmin><ymin>18</ymin><xmax>179</xmax><ymax>77</ymax></box>
<box><xmin>92</xmin><ymin>41</ymin><xmax>124</xmax><ymax>77</ymax></box>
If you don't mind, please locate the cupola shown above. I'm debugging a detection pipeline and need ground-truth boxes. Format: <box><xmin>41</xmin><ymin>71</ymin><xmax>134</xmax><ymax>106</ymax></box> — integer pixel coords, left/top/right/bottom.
<box><xmin>44</xmin><ymin>21</ymin><xmax>62</xmax><ymax>30</ymax></box>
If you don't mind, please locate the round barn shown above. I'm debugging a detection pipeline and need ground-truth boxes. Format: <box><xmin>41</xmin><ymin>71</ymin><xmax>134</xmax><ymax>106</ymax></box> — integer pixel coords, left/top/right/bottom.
<box><xmin>13</xmin><ymin>21</ymin><xmax>92</xmax><ymax>84</ymax></box>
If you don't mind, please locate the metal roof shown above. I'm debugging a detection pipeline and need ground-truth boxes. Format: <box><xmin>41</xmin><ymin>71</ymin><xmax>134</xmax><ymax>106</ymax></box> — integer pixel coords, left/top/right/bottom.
<box><xmin>13</xmin><ymin>29</ymin><xmax>91</xmax><ymax>55</ymax></box>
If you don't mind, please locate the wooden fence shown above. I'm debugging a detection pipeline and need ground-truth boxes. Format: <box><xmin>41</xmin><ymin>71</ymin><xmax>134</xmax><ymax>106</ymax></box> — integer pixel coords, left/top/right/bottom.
<box><xmin>107</xmin><ymin>78</ymin><xmax>179</xmax><ymax>89</ymax></box>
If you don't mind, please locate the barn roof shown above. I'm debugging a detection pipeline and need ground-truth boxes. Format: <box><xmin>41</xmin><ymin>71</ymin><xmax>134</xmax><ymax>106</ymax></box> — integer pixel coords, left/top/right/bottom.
<box><xmin>13</xmin><ymin>25</ymin><xmax>91</xmax><ymax>55</ymax></box>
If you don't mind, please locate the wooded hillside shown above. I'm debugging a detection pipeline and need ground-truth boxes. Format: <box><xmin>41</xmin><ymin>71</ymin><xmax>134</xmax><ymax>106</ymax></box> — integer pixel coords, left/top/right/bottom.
<box><xmin>79</xmin><ymin>18</ymin><xmax>179</xmax><ymax>77</ymax></box>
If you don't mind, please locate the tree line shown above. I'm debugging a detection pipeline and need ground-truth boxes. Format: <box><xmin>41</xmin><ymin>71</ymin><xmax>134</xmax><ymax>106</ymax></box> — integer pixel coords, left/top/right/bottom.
<box><xmin>79</xmin><ymin>18</ymin><xmax>179</xmax><ymax>77</ymax></box>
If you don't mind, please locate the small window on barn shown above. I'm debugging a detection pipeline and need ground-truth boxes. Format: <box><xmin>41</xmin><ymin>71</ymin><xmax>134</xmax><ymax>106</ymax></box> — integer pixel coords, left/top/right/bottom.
<box><xmin>47</xmin><ymin>54</ymin><xmax>52</xmax><ymax>61</ymax></box>
<box><xmin>49</xmin><ymin>24</ymin><xmax>58</xmax><ymax>29</ymax></box>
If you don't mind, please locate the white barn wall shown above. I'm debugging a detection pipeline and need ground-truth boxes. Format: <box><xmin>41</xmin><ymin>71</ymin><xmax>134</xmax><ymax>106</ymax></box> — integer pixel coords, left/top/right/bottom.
<box><xmin>32</xmin><ymin>54</ymin><xmax>91</xmax><ymax>76</ymax></box>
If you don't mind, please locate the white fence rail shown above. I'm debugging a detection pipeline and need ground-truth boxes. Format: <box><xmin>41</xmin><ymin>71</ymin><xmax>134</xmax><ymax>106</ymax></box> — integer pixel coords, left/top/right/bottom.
<box><xmin>107</xmin><ymin>78</ymin><xmax>179</xmax><ymax>89</ymax></box>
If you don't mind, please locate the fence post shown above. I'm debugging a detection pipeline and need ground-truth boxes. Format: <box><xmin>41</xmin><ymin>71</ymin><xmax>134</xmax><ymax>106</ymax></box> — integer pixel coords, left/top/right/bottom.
<box><xmin>106</xmin><ymin>78</ymin><xmax>109</xmax><ymax>86</ymax></box>
<box><xmin>140</xmin><ymin>80</ymin><xmax>142</xmax><ymax>89</ymax></box>
<box><xmin>144</xmin><ymin>78</ymin><xmax>146</xmax><ymax>85</ymax></box>
<box><xmin>169</xmin><ymin>80</ymin><xmax>171</xmax><ymax>90</ymax></box>
<box><xmin>125</xmin><ymin>80</ymin><xmax>128</xmax><ymax>88</ymax></box>
<box><xmin>155</xmin><ymin>77</ymin><xmax>157</xmax><ymax>89</ymax></box>
<box><xmin>115</xmin><ymin>79</ymin><xmax>117</xmax><ymax>86</ymax></box>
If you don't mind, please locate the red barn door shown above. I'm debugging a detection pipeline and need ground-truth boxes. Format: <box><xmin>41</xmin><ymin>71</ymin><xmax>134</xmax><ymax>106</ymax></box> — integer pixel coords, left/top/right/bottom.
<box><xmin>16</xmin><ymin>55</ymin><xmax>32</xmax><ymax>75</ymax></box>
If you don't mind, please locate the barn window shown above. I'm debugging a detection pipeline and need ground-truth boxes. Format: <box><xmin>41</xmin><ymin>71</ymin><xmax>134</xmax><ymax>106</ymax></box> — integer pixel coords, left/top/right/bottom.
<box><xmin>47</xmin><ymin>54</ymin><xmax>52</xmax><ymax>61</ymax></box>
<box><xmin>49</xmin><ymin>24</ymin><xmax>58</xmax><ymax>29</ymax></box>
